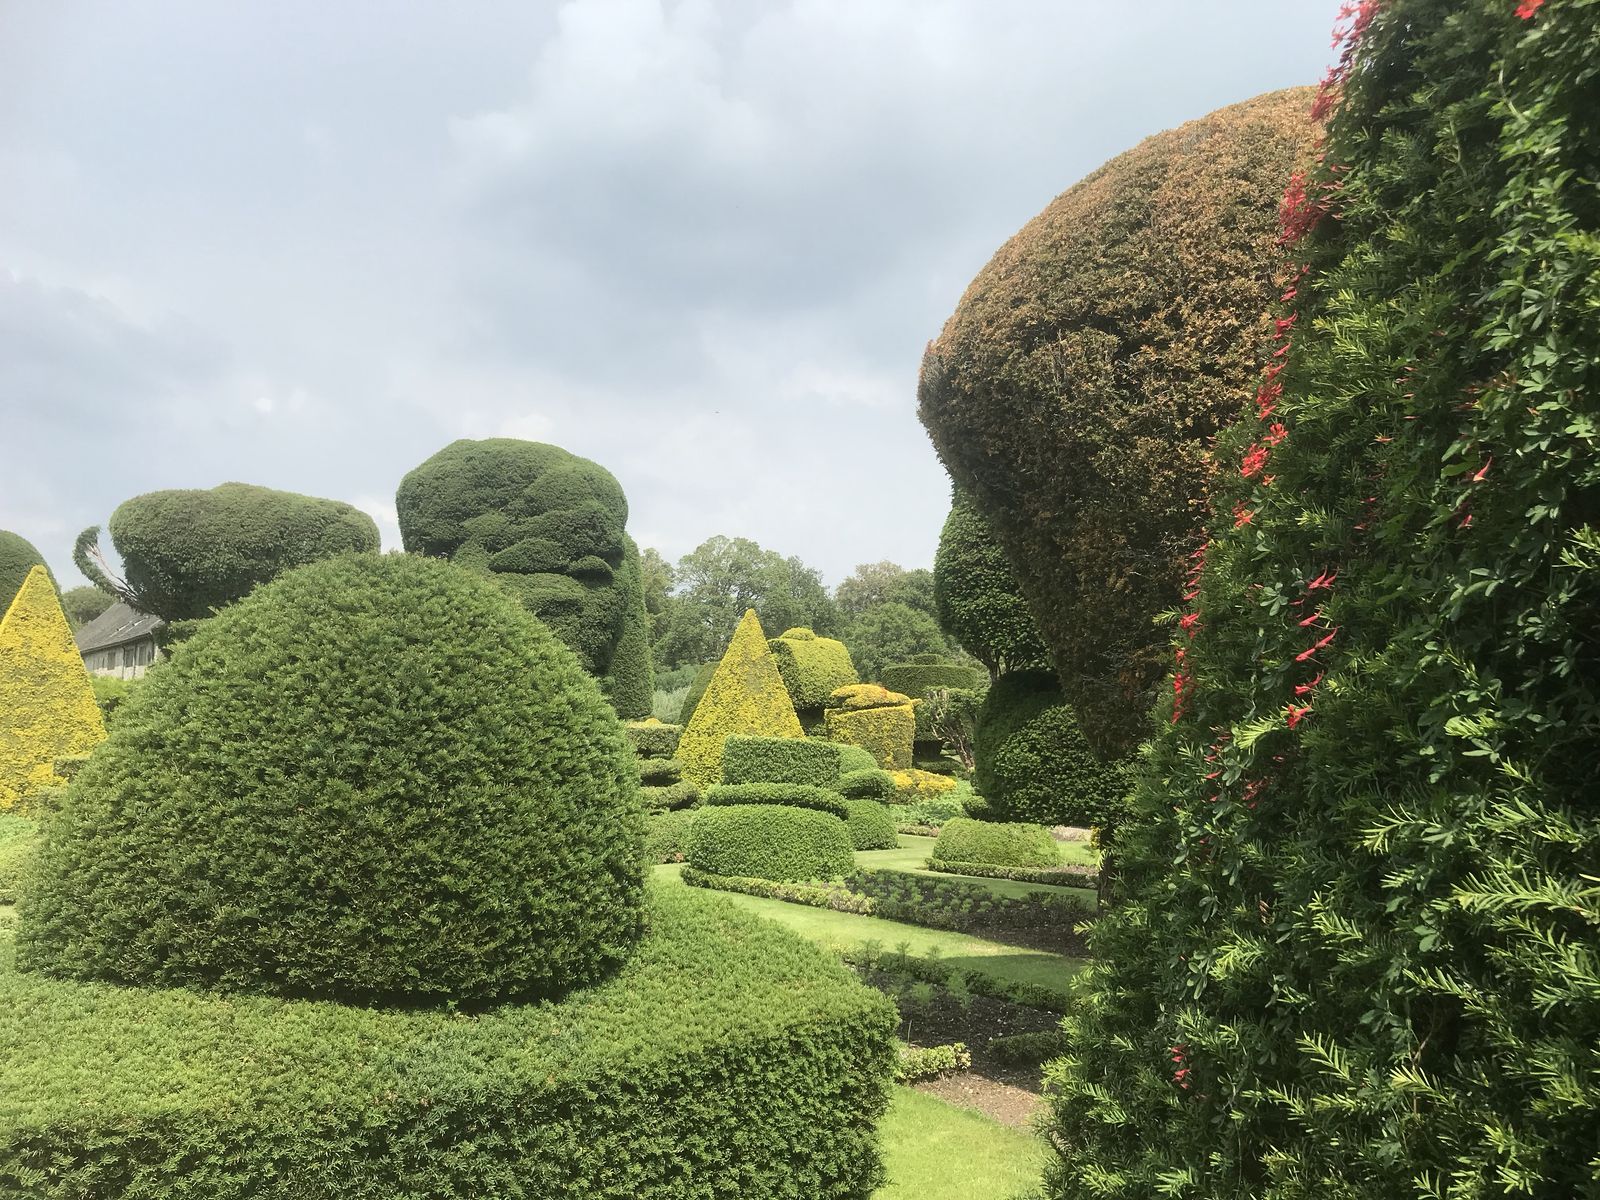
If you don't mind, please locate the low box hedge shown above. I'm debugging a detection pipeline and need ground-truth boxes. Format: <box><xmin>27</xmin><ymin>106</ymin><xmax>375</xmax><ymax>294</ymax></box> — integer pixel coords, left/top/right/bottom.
<box><xmin>721</xmin><ymin>735</ymin><xmax>852</xmax><ymax>789</ymax></box>
<box><xmin>687</xmin><ymin>804</ymin><xmax>855</xmax><ymax>883</ymax></box>
<box><xmin>924</xmin><ymin>860</ymin><xmax>1098</xmax><ymax>889</ymax></box>
<box><xmin>0</xmin><ymin>884</ymin><xmax>896</xmax><ymax>1198</ymax></box>
<box><xmin>930</xmin><ymin>817</ymin><xmax>1061</xmax><ymax>869</ymax></box>
<box><xmin>623</xmin><ymin>719</ymin><xmax>682</xmax><ymax>760</ymax></box>
<box><xmin>703</xmin><ymin>782</ymin><xmax>850</xmax><ymax>820</ymax></box>
<box><xmin>842</xmin><ymin>798</ymin><xmax>898</xmax><ymax>851</ymax></box>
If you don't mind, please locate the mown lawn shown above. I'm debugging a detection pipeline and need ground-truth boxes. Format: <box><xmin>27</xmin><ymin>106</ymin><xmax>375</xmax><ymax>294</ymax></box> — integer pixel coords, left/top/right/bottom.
<box><xmin>877</xmin><ymin>1086</ymin><xmax>1045</xmax><ymax>1199</ymax></box>
<box><xmin>858</xmin><ymin>836</ymin><xmax>1097</xmax><ymax>906</ymax></box>
<box><xmin>653</xmin><ymin>863</ymin><xmax>1084</xmax><ymax>996</ymax></box>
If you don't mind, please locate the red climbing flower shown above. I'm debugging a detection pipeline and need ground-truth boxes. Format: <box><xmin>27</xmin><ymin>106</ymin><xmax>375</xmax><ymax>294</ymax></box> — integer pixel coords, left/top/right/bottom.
<box><xmin>1264</xmin><ymin>423</ymin><xmax>1289</xmax><ymax>447</ymax></box>
<box><xmin>1472</xmin><ymin>456</ymin><xmax>1493</xmax><ymax>483</ymax></box>
<box><xmin>1287</xmin><ymin>704</ymin><xmax>1312</xmax><ymax>729</ymax></box>
<box><xmin>1516</xmin><ymin>0</ymin><xmax>1545</xmax><ymax>17</ymax></box>
<box><xmin>1233</xmin><ymin>503</ymin><xmax>1255</xmax><ymax>528</ymax></box>
<box><xmin>1295</xmin><ymin>628</ymin><xmax>1340</xmax><ymax>663</ymax></box>
<box><xmin>1241</xmin><ymin>443</ymin><xmax>1271</xmax><ymax>479</ymax></box>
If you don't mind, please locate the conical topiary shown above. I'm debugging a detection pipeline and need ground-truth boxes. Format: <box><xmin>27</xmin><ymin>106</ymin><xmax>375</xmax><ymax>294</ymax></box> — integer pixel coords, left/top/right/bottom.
<box><xmin>0</xmin><ymin>566</ymin><xmax>105</xmax><ymax>811</ymax></box>
<box><xmin>677</xmin><ymin>609</ymin><xmax>803</xmax><ymax>789</ymax></box>
<box><xmin>18</xmin><ymin>553</ymin><xmax>644</xmax><ymax>1004</ymax></box>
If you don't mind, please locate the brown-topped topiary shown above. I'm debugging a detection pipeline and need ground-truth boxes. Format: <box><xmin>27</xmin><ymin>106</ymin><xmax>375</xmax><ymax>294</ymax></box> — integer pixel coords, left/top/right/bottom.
<box><xmin>918</xmin><ymin>89</ymin><xmax>1316</xmax><ymax>755</ymax></box>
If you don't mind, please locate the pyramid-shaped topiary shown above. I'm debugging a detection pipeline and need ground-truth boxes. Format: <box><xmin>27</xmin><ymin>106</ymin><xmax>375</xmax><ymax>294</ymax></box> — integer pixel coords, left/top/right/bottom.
<box><xmin>0</xmin><ymin>566</ymin><xmax>105</xmax><ymax>812</ymax></box>
<box><xmin>19</xmin><ymin>553</ymin><xmax>644</xmax><ymax>1004</ymax></box>
<box><xmin>677</xmin><ymin>609</ymin><xmax>803</xmax><ymax>789</ymax></box>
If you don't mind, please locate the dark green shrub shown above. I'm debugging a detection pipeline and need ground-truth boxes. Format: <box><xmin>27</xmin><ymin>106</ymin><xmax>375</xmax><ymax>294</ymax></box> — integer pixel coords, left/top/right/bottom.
<box><xmin>19</xmin><ymin>554</ymin><xmax>644</xmax><ymax>1005</ymax></box>
<box><xmin>687</xmin><ymin>804</ymin><xmax>854</xmax><ymax>882</ymax></box>
<box><xmin>974</xmin><ymin>671</ymin><xmax>1131</xmax><ymax>829</ymax></box>
<box><xmin>59</xmin><ymin>585</ymin><xmax>113</xmax><ymax>631</ymax></box>
<box><xmin>0</xmin><ymin>812</ymin><xmax>37</xmax><ymax>903</ymax></box>
<box><xmin>721</xmin><ymin>735</ymin><xmax>850</xmax><ymax>788</ymax></box>
<box><xmin>624</xmin><ymin>718</ymin><xmax>682</xmax><ymax>759</ymax></box>
<box><xmin>919</xmin><ymin>91</ymin><xmax>1316</xmax><ymax>755</ymax></box>
<box><xmin>932</xmin><ymin>490</ymin><xmax>1051</xmax><ymax>678</ymax></box>
<box><xmin>637</xmin><ymin>757</ymin><xmax>680</xmax><ymax>786</ymax></box>
<box><xmin>676</xmin><ymin>661</ymin><xmax>716</xmax><ymax>724</ymax></box>
<box><xmin>640</xmin><ymin>780</ymin><xmax>698</xmax><ymax>812</ymax></box>
<box><xmin>87</xmin><ymin>675</ymin><xmax>142</xmax><ymax>724</ymax></box>
<box><xmin>931</xmin><ymin>818</ymin><xmax>1059</xmax><ymax>869</ymax></box>
<box><xmin>989</xmin><ymin>1030</ymin><xmax>1070</xmax><ymax>1066</ymax></box>
<box><xmin>1047</xmin><ymin>6</ymin><xmax>1600</xmax><ymax>1196</ymax></box>
<box><xmin>844</xmin><ymin>869</ymin><xmax>1088</xmax><ymax>934</ymax></box>
<box><xmin>839</xmin><ymin>767</ymin><xmax>897</xmax><ymax>802</ymax></box>
<box><xmin>703</xmin><ymin>783</ymin><xmax>849</xmax><ymax>821</ymax></box>
<box><xmin>0</xmin><ymin>531</ymin><xmax>52</xmax><ymax>613</ymax></box>
<box><xmin>74</xmin><ymin>483</ymin><xmax>379</xmax><ymax>622</ymax></box>
<box><xmin>644</xmin><ymin>809</ymin><xmax>696</xmax><ymax>863</ymax></box>
<box><xmin>0</xmin><ymin>885</ymin><xmax>896</xmax><ymax>1198</ymax></box>
<box><xmin>395</xmin><ymin>439</ymin><xmax>652</xmax><ymax>715</ymax></box>
<box><xmin>842</xmin><ymin>798</ymin><xmax>898</xmax><ymax>851</ymax></box>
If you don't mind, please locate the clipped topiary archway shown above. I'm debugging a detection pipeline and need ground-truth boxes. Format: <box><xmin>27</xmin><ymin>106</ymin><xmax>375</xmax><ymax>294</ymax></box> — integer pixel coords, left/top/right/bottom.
<box><xmin>19</xmin><ymin>553</ymin><xmax>644</xmax><ymax>1005</ymax></box>
<box><xmin>919</xmin><ymin>89</ymin><xmax>1317</xmax><ymax>755</ymax></box>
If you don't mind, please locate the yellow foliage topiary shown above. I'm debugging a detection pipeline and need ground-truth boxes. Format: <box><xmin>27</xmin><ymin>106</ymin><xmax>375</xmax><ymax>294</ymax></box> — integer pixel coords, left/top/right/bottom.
<box><xmin>677</xmin><ymin>609</ymin><xmax>804</xmax><ymax>789</ymax></box>
<box><xmin>0</xmin><ymin>567</ymin><xmax>106</xmax><ymax>811</ymax></box>
<box><xmin>889</xmin><ymin>769</ymin><xmax>958</xmax><ymax>801</ymax></box>
<box><xmin>825</xmin><ymin>684</ymin><xmax>917</xmax><ymax>771</ymax></box>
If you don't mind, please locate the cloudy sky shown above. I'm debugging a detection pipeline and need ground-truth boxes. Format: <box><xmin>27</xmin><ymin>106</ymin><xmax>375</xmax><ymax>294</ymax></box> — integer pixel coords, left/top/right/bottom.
<box><xmin>0</xmin><ymin>0</ymin><xmax>1342</xmax><ymax>589</ymax></box>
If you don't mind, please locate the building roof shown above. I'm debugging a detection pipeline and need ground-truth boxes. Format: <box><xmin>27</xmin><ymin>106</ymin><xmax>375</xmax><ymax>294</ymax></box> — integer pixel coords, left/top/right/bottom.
<box><xmin>74</xmin><ymin>602</ymin><xmax>164</xmax><ymax>654</ymax></box>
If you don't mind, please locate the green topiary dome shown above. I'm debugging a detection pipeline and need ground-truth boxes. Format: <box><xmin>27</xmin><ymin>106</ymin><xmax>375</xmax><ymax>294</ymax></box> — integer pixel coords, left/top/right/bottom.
<box><xmin>0</xmin><ymin>530</ymin><xmax>53</xmax><ymax>612</ymax></box>
<box><xmin>17</xmin><ymin>553</ymin><xmax>644</xmax><ymax>1005</ymax></box>
<box><xmin>919</xmin><ymin>90</ymin><xmax>1316</xmax><ymax>755</ymax></box>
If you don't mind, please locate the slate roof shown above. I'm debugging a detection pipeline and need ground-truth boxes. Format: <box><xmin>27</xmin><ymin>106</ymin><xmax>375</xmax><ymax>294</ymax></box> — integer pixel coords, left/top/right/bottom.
<box><xmin>74</xmin><ymin>602</ymin><xmax>164</xmax><ymax>654</ymax></box>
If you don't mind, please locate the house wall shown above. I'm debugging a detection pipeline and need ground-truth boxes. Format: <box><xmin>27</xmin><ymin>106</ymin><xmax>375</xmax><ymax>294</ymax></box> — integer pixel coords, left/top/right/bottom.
<box><xmin>83</xmin><ymin>638</ymin><xmax>159</xmax><ymax>679</ymax></box>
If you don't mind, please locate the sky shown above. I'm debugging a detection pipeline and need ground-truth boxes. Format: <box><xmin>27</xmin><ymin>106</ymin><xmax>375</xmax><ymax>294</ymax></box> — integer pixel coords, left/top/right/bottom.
<box><xmin>0</xmin><ymin>0</ymin><xmax>1344</xmax><ymax>590</ymax></box>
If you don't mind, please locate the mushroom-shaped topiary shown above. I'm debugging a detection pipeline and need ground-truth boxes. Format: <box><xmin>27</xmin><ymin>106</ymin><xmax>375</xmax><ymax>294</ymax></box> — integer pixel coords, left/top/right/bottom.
<box><xmin>918</xmin><ymin>89</ymin><xmax>1316</xmax><ymax>755</ymax></box>
<box><xmin>17</xmin><ymin>553</ymin><xmax>644</xmax><ymax>1005</ymax></box>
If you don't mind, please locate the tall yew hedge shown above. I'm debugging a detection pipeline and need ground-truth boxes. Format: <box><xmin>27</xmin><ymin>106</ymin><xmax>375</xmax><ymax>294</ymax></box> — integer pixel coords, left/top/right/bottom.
<box><xmin>1045</xmin><ymin>3</ymin><xmax>1600</xmax><ymax>1196</ymax></box>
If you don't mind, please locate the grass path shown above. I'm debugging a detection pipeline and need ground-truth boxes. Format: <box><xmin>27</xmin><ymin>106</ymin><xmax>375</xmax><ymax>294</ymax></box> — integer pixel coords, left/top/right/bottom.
<box><xmin>858</xmin><ymin>836</ymin><xmax>1097</xmax><ymax>906</ymax></box>
<box><xmin>877</xmin><ymin>1086</ymin><xmax>1045</xmax><ymax>1199</ymax></box>
<box><xmin>653</xmin><ymin>864</ymin><xmax>1084</xmax><ymax>995</ymax></box>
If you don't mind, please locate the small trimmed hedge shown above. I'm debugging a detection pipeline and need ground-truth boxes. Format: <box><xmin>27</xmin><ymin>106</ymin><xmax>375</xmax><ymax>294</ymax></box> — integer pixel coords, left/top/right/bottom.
<box><xmin>881</xmin><ymin>661</ymin><xmax>986</xmax><ymax>700</ymax></box>
<box><xmin>703</xmin><ymin>783</ymin><xmax>849</xmax><ymax>820</ymax></box>
<box><xmin>645</xmin><ymin>809</ymin><xmax>696</xmax><ymax>864</ymax></box>
<box><xmin>687</xmin><ymin>804</ymin><xmax>854</xmax><ymax>883</ymax></box>
<box><xmin>835</xmin><ymin>744</ymin><xmax>879</xmax><ymax>774</ymax></box>
<box><xmin>925</xmin><ymin>861</ymin><xmax>1097</xmax><ymax>889</ymax></box>
<box><xmin>845</xmin><ymin>869</ymin><xmax>1087</xmax><ymax>934</ymax></box>
<box><xmin>624</xmin><ymin>719</ymin><xmax>682</xmax><ymax>759</ymax></box>
<box><xmin>842</xmin><ymin>798</ymin><xmax>898</xmax><ymax>851</ymax></box>
<box><xmin>845</xmin><ymin>942</ymin><xmax>1073</xmax><ymax>1014</ymax></box>
<box><xmin>989</xmin><ymin>1030</ymin><xmax>1070</xmax><ymax>1066</ymax></box>
<box><xmin>839</xmin><ymin>768</ymin><xmax>897</xmax><ymax>802</ymax></box>
<box><xmin>637</xmin><ymin>757</ymin><xmax>681</xmax><ymax>786</ymax></box>
<box><xmin>721</xmin><ymin>735</ymin><xmax>850</xmax><ymax>789</ymax></box>
<box><xmin>640</xmin><ymin>780</ymin><xmax>699</xmax><ymax>812</ymax></box>
<box><xmin>0</xmin><ymin>885</ymin><xmax>898</xmax><ymax>1198</ymax></box>
<box><xmin>769</xmin><ymin>627</ymin><xmax>859</xmax><ymax>710</ymax></box>
<box><xmin>895</xmin><ymin>1043</ymin><xmax>971</xmax><ymax>1082</ymax></box>
<box><xmin>931</xmin><ymin>818</ymin><xmax>1060</xmax><ymax>869</ymax></box>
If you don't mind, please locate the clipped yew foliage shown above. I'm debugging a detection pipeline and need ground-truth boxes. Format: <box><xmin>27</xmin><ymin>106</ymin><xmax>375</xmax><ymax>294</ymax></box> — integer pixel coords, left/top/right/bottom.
<box><xmin>919</xmin><ymin>90</ymin><xmax>1316</xmax><ymax>755</ymax></box>
<box><xmin>769</xmin><ymin>626</ymin><xmax>860</xmax><ymax>711</ymax></box>
<box><xmin>395</xmin><ymin>438</ymin><xmax>652</xmax><ymax>715</ymax></box>
<box><xmin>677</xmin><ymin>609</ymin><xmax>803</xmax><ymax>789</ymax></box>
<box><xmin>932</xmin><ymin>490</ymin><xmax>1048</xmax><ymax>677</ymax></box>
<box><xmin>76</xmin><ymin>482</ymin><xmax>379</xmax><ymax>622</ymax></box>
<box><xmin>1046</xmin><ymin>4</ymin><xmax>1600</xmax><ymax>1196</ymax></box>
<box><xmin>824</xmin><ymin>685</ymin><xmax>917</xmax><ymax>771</ymax></box>
<box><xmin>0</xmin><ymin>568</ymin><xmax>105</xmax><ymax>812</ymax></box>
<box><xmin>687</xmin><ymin>804</ymin><xmax>854</xmax><ymax>883</ymax></box>
<box><xmin>0</xmin><ymin>531</ymin><xmax>52</xmax><ymax>612</ymax></box>
<box><xmin>19</xmin><ymin>554</ymin><xmax>644</xmax><ymax>1004</ymax></box>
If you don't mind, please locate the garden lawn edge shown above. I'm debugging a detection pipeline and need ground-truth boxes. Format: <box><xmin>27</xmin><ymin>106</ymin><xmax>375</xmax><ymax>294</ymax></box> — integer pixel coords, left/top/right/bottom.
<box><xmin>0</xmin><ymin>884</ymin><xmax>896</xmax><ymax>1199</ymax></box>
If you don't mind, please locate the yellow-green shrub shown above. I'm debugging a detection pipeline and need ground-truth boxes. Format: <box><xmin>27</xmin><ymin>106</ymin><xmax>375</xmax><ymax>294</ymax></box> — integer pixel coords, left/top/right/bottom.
<box><xmin>889</xmin><ymin>769</ymin><xmax>958</xmax><ymax>802</ymax></box>
<box><xmin>677</xmin><ymin>609</ymin><xmax>803</xmax><ymax>789</ymax></box>
<box><xmin>824</xmin><ymin>684</ymin><xmax>917</xmax><ymax>770</ymax></box>
<box><xmin>769</xmin><ymin>627</ymin><xmax>859</xmax><ymax>711</ymax></box>
<box><xmin>0</xmin><ymin>568</ymin><xmax>105</xmax><ymax>812</ymax></box>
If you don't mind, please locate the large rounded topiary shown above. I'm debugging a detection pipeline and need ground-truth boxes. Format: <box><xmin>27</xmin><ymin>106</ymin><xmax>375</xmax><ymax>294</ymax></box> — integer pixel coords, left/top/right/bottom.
<box><xmin>974</xmin><ymin>671</ymin><xmax>1131</xmax><ymax>830</ymax></box>
<box><xmin>18</xmin><ymin>553</ymin><xmax>644</xmax><ymax>1004</ymax></box>
<box><xmin>395</xmin><ymin>438</ymin><xmax>653</xmax><ymax>715</ymax></box>
<box><xmin>74</xmin><ymin>482</ymin><xmax>379</xmax><ymax>622</ymax></box>
<box><xmin>919</xmin><ymin>90</ymin><xmax>1315</xmax><ymax>755</ymax></box>
<box><xmin>931</xmin><ymin>490</ymin><xmax>1048</xmax><ymax>678</ymax></box>
<box><xmin>0</xmin><ymin>530</ymin><xmax>52</xmax><ymax>612</ymax></box>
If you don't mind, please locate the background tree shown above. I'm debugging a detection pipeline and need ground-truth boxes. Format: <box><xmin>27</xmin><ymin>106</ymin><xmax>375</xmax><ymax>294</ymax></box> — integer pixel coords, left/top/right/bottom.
<box><xmin>918</xmin><ymin>88</ymin><xmax>1316</xmax><ymax>756</ymax></box>
<box><xmin>60</xmin><ymin>585</ymin><xmax>114</xmax><ymax>631</ymax></box>
<box><xmin>655</xmin><ymin>536</ymin><xmax>838</xmax><ymax>669</ymax></box>
<box><xmin>838</xmin><ymin>601</ymin><xmax>947</xmax><ymax>683</ymax></box>
<box><xmin>833</xmin><ymin>562</ymin><xmax>937</xmax><ymax>621</ymax></box>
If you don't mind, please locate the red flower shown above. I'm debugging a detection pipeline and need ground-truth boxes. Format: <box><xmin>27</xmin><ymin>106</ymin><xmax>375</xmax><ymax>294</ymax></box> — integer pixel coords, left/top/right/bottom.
<box><xmin>1287</xmin><ymin>704</ymin><xmax>1312</xmax><ymax>729</ymax></box>
<box><xmin>1516</xmin><ymin>0</ymin><xmax>1544</xmax><ymax>17</ymax></box>
<box><xmin>1264</xmin><ymin>422</ymin><xmax>1289</xmax><ymax>447</ymax></box>
<box><xmin>1241</xmin><ymin>443</ymin><xmax>1271</xmax><ymax>479</ymax></box>
<box><xmin>1294</xmin><ymin>672</ymin><xmax>1324</xmax><ymax>697</ymax></box>
<box><xmin>1233</xmin><ymin>503</ymin><xmax>1255</xmax><ymax>528</ymax></box>
<box><xmin>1295</xmin><ymin>628</ymin><xmax>1340</xmax><ymax>663</ymax></box>
<box><xmin>1472</xmin><ymin>456</ymin><xmax>1493</xmax><ymax>483</ymax></box>
<box><xmin>1306</xmin><ymin>569</ymin><xmax>1337</xmax><ymax>591</ymax></box>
